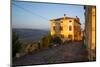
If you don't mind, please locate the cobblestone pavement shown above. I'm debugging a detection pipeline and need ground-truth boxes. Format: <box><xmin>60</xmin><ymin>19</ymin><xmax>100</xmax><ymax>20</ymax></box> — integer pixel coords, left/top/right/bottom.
<box><xmin>13</xmin><ymin>41</ymin><xmax>88</xmax><ymax>66</ymax></box>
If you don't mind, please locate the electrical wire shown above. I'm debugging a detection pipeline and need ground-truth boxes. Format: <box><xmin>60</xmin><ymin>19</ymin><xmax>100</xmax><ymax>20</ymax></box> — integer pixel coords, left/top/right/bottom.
<box><xmin>12</xmin><ymin>3</ymin><xmax>49</xmax><ymax>21</ymax></box>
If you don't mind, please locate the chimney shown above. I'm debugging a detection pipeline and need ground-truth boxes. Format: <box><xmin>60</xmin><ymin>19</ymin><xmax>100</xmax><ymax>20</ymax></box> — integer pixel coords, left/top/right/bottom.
<box><xmin>76</xmin><ymin>16</ymin><xmax>78</xmax><ymax>18</ymax></box>
<box><xmin>64</xmin><ymin>14</ymin><xmax>66</xmax><ymax>19</ymax></box>
<box><xmin>64</xmin><ymin>14</ymin><xmax>66</xmax><ymax>16</ymax></box>
<box><xmin>76</xmin><ymin>16</ymin><xmax>79</xmax><ymax>20</ymax></box>
<box><xmin>76</xmin><ymin>16</ymin><xmax>80</xmax><ymax>22</ymax></box>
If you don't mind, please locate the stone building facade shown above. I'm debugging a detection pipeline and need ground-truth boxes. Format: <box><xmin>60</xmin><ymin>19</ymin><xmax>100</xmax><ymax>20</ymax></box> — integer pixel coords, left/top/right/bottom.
<box><xmin>50</xmin><ymin>15</ymin><xmax>83</xmax><ymax>42</ymax></box>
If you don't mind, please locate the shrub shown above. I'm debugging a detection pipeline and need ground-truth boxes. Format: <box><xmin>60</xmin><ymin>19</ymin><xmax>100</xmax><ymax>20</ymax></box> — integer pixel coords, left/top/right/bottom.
<box><xmin>52</xmin><ymin>36</ymin><xmax>62</xmax><ymax>44</ymax></box>
<box><xmin>40</xmin><ymin>34</ymin><xmax>52</xmax><ymax>48</ymax></box>
<box><xmin>12</xmin><ymin>32</ymin><xmax>21</xmax><ymax>58</ymax></box>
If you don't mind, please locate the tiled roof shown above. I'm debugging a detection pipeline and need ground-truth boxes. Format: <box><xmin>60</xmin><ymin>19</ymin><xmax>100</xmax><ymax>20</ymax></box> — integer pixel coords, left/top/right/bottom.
<box><xmin>50</xmin><ymin>16</ymin><xmax>81</xmax><ymax>25</ymax></box>
<box><xmin>50</xmin><ymin>17</ymin><xmax>75</xmax><ymax>21</ymax></box>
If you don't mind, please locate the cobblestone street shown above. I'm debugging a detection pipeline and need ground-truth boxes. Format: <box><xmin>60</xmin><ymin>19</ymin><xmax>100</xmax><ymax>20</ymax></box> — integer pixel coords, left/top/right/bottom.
<box><xmin>13</xmin><ymin>41</ymin><xmax>88</xmax><ymax>66</ymax></box>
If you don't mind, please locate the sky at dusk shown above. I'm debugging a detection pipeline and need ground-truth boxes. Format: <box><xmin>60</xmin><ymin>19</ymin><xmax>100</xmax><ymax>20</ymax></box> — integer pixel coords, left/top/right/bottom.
<box><xmin>12</xmin><ymin>1</ymin><xmax>85</xmax><ymax>30</ymax></box>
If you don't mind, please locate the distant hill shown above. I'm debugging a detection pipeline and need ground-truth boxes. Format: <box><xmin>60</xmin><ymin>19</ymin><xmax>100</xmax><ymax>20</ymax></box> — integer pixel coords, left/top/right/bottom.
<box><xmin>12</xmin><ymin>28</ymin><xmax>49</xmax><ymax>43</ymax></box>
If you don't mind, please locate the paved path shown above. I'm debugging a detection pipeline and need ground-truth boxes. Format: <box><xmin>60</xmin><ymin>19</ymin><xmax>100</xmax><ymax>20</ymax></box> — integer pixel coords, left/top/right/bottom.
<box><xmin>13</xmin><ymin>41</ymin><xmax>88</xmax><ymax>66</ymax></box>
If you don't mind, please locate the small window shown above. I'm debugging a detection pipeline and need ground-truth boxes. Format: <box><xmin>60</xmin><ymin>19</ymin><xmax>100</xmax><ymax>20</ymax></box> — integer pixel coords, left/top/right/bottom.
<box><xmin>53</xmin><ymin>26</ymin><xmax>55</xmax><ymax>30</ymax></box>
<box><xmin>60</xmin><ymin>26</ymin><xmax>63</xmax><ymax>31</ymax></box>
<box><xmin>68</xmin><ymin>35</ymin><xmax>72</xmax><ymax>40</ymax></box>
<box><xmin>61</xmin><ymin>34</ymin><xmax>64</xmax><ymax>38</ymax></box>
<box><xmin>69</xmin><ymin>26</ymin><xmax>72</xmax><ymax>31</ymax></box>
<box><xmin>69</xmin><ymin>20</ymin><xmax>72</xmax><ymax>22</ymax></box>
<box><xmin>74</xmin><ymin>26</ymin><xmax>76</xmax><ymax>30</ymax></box>
<box><xmin>61</xmin><ymin>21</ymin><xmax>63</xmax><ymax>23</ymax></box>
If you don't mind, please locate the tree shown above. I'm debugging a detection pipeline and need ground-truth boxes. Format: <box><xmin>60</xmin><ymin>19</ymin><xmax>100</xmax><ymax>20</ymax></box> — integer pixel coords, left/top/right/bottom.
<box><xmin>41</xmin><ymin>34</ymin><xmax>52</xmax><ymax>48</ymax></box>
<box><xmin>12</xmin><ymin>32</ymin><xmax>21</xmax><ymax>58</ymax></box>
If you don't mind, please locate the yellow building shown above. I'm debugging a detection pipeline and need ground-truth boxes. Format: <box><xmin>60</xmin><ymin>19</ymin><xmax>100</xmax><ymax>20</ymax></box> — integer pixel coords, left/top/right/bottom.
<box><xmin>84</xmin><ymin>6</ymin><xmax>96</xmax><ymax>60</ymax></box>
<box><xmin>50</xmin><ymin>15</ymin><xmax>83</xmax><ymax>41</ymax></box>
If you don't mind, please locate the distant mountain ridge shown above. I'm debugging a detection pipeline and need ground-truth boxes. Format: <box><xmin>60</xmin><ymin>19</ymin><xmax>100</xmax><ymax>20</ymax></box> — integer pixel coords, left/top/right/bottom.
<box><xmin>12</xmin><ymin>28</ymin><xmax>49</xmax><ymax>43</ymax></box>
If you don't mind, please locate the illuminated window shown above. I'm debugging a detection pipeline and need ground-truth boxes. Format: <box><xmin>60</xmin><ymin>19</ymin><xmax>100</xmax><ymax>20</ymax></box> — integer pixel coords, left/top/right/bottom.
<box><xmin>69</xmin><ymin>26</ymin><xmax>72</xmax><ymax>31</ymax></box>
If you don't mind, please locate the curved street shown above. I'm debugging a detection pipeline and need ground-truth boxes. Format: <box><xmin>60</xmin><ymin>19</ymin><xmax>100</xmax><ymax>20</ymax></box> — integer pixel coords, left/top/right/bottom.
<box><xmin>13</xmin><ymin>41</ymin><xmax>88</xmax><ymax>66</ymax></box>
